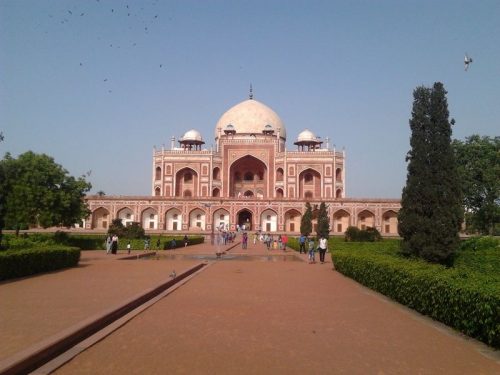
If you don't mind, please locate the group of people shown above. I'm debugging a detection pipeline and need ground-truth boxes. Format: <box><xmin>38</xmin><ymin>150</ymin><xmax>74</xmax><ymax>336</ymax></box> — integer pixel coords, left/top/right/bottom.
<box><xmin>299</xmin><ymin>234</ymin><xmax>329</xmax><ymax>264</ymax></box>
<box><xmin>105</xmin><ymin>234</ymin><xmax>190</xmax><ymax>254</ymax></box>
<box><xmin>105</xmin><ymin>234</ymin><xmax>119</xmax><ymax>254</ymax></box>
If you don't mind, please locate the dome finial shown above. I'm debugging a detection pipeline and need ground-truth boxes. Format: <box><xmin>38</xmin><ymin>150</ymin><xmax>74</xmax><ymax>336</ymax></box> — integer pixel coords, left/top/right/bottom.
<box><xmin>249</xmin><ymin>83</ymin><xmax>253</xmax><ymax>100</ymax></box>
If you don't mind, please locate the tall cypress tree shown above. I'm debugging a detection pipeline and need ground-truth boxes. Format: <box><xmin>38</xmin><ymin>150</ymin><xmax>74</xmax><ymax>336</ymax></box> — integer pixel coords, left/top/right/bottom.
<box><xmin>316</xmin><ymin>202</ymin><xmax>330</xmax><ymax>238</ymax></box>
<box><xmin>300</xmin><ymin>202</ymin><xmax>312</xmax><ymax>236</ymax></box>
<box><xmin>398</xmin><ymin>82</ymin><xmax>463</xmax><ymax>264</ymax></box>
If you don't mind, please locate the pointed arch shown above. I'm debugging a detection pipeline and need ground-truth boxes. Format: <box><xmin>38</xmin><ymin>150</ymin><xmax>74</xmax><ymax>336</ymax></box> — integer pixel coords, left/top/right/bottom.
<box><xmin>357</xmin><ymin>209</ymin><xmax>375</xmax><ymax>230</ymax></box>
<box><xmin>141</xmin><ymin>207</ymin><xmax>159</xmax><ymax>230</ymax></box>
<box><xmin>299</xmin><ymin>168</ymin><xmax>321</xmax><ymax>199</ymax></box>
<box><xmin>165</xmin><ymin>208</ymin><xmax>182</xmax><ymax>231</ymax></box>
<box><xmin>117</xmin><ymin>207</ymin><xmax>134</xmax><ymax>227</ymax></box>
<box><xmin>189</xmin><ymin>208</ymin><xmax>206</xmax><ymax>230</ymax></box>
<box><xmin>333</xmin><ymin>209</ymin><xmax>350</xmax><ymax>234</ymax></box>
<box><xmin>213</xmin><ymin>208</ymin><xmax>230</xmax><ymax>231</ymax></box>
<box><xmin>175</xmin><ymin>167</ymin><xmax>198</xmax><ymax>197</ymax></box>
<box><xmin>284</xmin><ymin>209</ymin><xmax>301</xmax><ymax>233</ymax></box>
<box><xmin>260</xmin><ymin>208</ymin><xmax>278</xmax><ymax>232</ymax></box>
<box><xmin>92</xmin><ymin>207</ymin><xmax>110</xmax><ymax>230</ymax></box>
<box><xmin>382</xmin><ymin>210</ymin><xmax>398</xmax><ymax>234</ymax></box>
<box><xmin>229</xmin><ymin>155</ymin><xmax>268</xmax><ymax>198</ymax></box>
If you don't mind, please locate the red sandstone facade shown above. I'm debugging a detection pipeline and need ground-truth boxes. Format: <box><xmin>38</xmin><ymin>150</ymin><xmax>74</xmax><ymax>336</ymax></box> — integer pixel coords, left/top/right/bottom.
<box><xmin>86</xmin><ymin>97</ymin><xmax>401</xmax><ymax>235</ymax></box>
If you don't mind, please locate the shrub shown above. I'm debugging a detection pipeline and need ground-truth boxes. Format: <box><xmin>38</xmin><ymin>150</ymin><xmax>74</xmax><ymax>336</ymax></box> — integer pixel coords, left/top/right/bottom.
<box><xmin>333</xmin><ymin>242</ymin><xmax>500</xmax><ymax>348</ymax></box>
<box><xmin>0</xmin><ymin>247</ymin><xmax>80</xmax><ymax>280</ymax></box>
<box><xmin>344</xmin><ymin>226</ymin><xmax>381</xmax><ymax>242</ymax></box>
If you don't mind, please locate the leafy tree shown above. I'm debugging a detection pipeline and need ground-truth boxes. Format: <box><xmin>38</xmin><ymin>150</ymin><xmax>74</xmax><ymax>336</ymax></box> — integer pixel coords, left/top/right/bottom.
<box><xmin>1</xmin><ymin>151</ymin><xmax>91</xmax><ymax>235</ymax></box>
<box><xmin>453</xmin><ymin>135</ymin><xmax>500</xmax><ymax>235</ymax></box>
<box><xmin>107</xmin><ymin>218</ymin><xmax>126</xmax><ymax>237</ymax></box>
<box><xmin>300</xmin><ymin>202</ymin><xmax>312</xmax><ymax>236</ymax></box>
<box><xmin>398</xmin><ymin>82</ymin><xmax>463</xmax><ymax>265</ymax></box>
<box><xmin>316</xmin><ymin>202</ymin><xmax>330</xmax><ymax>238</ymax></box>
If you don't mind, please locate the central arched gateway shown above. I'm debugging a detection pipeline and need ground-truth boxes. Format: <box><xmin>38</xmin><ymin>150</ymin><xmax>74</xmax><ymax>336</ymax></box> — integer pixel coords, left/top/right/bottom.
<box><xmin>229</xmin><ymin>155</ymin><xmax>267</xmax><ymax>198</ymax></box>
<box><xmin>237</xmin><ymin>209</ymin><xmax>253</xmax><ymax>230</ymax></box>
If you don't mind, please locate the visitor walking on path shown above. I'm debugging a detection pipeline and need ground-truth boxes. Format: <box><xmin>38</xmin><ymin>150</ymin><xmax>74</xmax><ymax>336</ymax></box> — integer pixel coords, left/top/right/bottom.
<box><xmin>318</xmin><ymin>235</ymin><xmax>328</xmax><ymax>264</ymax></box>
<box><xmin>111</xmin><ymin>235</ymin><xmax>119</xmax><ymax>254</ymax></box>
<box><xmin>242</xmin><ymin>232</ymin><xmax>248</xmax><ymax>249</ymax></box>
<box><xmin>308</xmin><ymin>238</ymin><xmax>316</xmax><ymax>263</ymax></box>
<box><xmin>106</xmin><ymin>235</ymin><xmax>112</xmax><ymax>254</ymax></box>
<box><xmin>184</xmin><ymin>235</ymin><xmax>189</xmax><ymax>247</ymax></box>
<box><xmin>299</xmin><ymin>234</ymin><xmax>306</xmax><ymax>254</ymax></box>
<box><xmin>282</xmin><ymin>234</ymin><xmax>288</xmax><ymax>251</ymax></box>
<box><xmin>127</xmin><ymin>241</ymin><xmax>131</xmax><ymax>254</ymax></box>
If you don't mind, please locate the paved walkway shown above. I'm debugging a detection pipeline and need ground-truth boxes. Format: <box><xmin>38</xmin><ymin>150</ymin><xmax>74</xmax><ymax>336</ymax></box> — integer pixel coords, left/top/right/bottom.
<box><xmin>1</xmin><ymin>239</ymin><xmax>499</xmax><ymax>374</ymax></box>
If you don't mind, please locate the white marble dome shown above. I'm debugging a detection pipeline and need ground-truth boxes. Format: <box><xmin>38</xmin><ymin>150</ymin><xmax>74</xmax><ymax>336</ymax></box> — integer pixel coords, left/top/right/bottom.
<box><xmin>215</xmin><ymin>99</ymin><xmax>286</xmax><ymax>140</ymax></box>
<box><xmin>181</xmin><ymin>129</ymin><xmax>203</xmax><ymax>142</ymax></box>
<box><xmin>297</xmin><ymin>129</ymin><xmax>317</xmax><ymax>142</ymax></box>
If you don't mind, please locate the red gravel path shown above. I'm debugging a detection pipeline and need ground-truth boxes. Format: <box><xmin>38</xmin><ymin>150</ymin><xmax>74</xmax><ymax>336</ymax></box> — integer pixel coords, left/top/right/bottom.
<box><xmin>1</xmin><ymin>241</ymin><xmax>499</xmax><ymax>374</ymax></box>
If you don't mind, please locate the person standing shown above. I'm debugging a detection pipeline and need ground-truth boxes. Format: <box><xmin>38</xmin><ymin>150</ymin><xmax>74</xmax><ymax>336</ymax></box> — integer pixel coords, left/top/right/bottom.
<box><xmin>184</xmin><ymin>234</ymin><xmax>189</xmax><ymax>247</ymax></box>
<box><xmin>106</xmin><ymin>235</ymin><xmax>112</xmax><ymax>254</ymax></box>
<box><xmin>127</xmin><ymin>241</ymin><xmax>131</xmax><ymax>254</ymax></box>
<box><xmin>282</xmin><ymin>234</ymin><xmax>288</xmax><ymax>251</ymax></box>
<box><xmin>111</xmin><ymin>234</ymin><xmax>118</xmax><ymax>254</ymax></box>
<box><xmin>298</xmin><ymin>234</ymin><xmax>306</xmax><ymax>254</ymax></box>
<box><xmin>318</xmin><ymin>235</ymin><xmax>328</xmax><ymax>264</ymax></box>
<box><xmin>242</xmin><ymin>232</ymin><xmax>248</xmax><ymax>249</ymax></box>
<box><xmin>308</xmin><ymin>238</ymin><xmax>316</xmax><ymax>264</ymax></box>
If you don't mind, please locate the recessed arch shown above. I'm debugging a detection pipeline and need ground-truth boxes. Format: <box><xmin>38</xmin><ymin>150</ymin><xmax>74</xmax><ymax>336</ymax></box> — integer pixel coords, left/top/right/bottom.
<box><xmin>237</xmin><ymin>208</ymin><xmax>253</xmax><ymax>230</ymax></box>
<box><xmin>155</xmin><ymin>186</ymin><xmax>161</xmax><ymax>196</ymax></box>
<box><xmin>357</xmin><ymin>209</ymin><xmax>375</xmax><ymax>230</ymax></box>
<box><xmin>336</xmin><ymin>189</ymin><xmax>342</xmax><ymax>198</ymax></box>
<box><xmin>276</xmin><ymin>168</ymin><xmax>284</xmax><ymax>181</ymax></box>
<box><xmin>299</xmin><ymin>168</ymin><xmax>321</xmax><ymax>199</ymax></box>
<box><xmin>212</xmin><ymin>187</ymin><xmax>220</xmax><ymax>197</ymax></box>
<box><xmin>333</xmin><ymin>209</ymin><xmax>350</xmax><ymax>234</ymax></box>
<box><xmin>213</xmin><ymin>208</ymin><xmax>230</xmax><ymax>231</ymax></box>
<box><xmin>213</xmin><ymin>167</ymin><xmax>221</xmax><ymax>180</ymax></box>
<box><xmin>141</xmin><ymin>207</ymin><xmax>158</xmax><ymax>230</ymax></box>
<box><xmin>382</xmin><ymin>210</ymin><xmax>398</xmax><ymax>234</ymax></box>
<box><xmin>276</xmin><ymin>188</ymin><xmax>284</xmax><ymax>198</ymax></box>
<box><xmin>284</xmin><ymin>209</ymin><xmax>301</xmax><ymax>233</ymax></box>
<box><xmin>175</xmin><ymin>167</ymin><xmax>198</xmax><ymax>197</ymax></box>
<box><xmin>165</xmin><ymin>208</ymin><xmax>182</xmax><ymax>231</ymax></box>
<box><xmin>189</xmin><ymin>208</ymin><xmax>206</xmax><ymax>230</ymax></box>
<box><xmin>155</xmin><ymin>166</ymin><xmax>161</xmax><ymax>180</ymax></box>
<box><xmin>229</xmin><ymin>155</ymin><xmax>268</xmax><ymax>198</ymax></box>
<box><xmin>260</xmin><ymin>209</ymin><xmax>278</xmax><ymax>232</ymax></box>
<box><xmin>92</xmin><ymin>207</ymin><xmax>110</xmax><ymax>229</ymax></box>
<box><xmin>117</xmin><ymin>207</ymin><xmax>134</xmax><ymax>227</ymax></box>
<box><xmin>336</xmin><ymin>168</ymin><xmax>342</xmax><ymax>181</ymax></box>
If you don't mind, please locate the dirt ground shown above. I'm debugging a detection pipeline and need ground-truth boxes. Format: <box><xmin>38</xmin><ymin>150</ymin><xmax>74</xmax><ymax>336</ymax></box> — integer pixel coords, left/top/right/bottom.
<box><xmin>2</xmin><ymin>240</ymin><xmax>499</xmax><ymax>374</ymax></box>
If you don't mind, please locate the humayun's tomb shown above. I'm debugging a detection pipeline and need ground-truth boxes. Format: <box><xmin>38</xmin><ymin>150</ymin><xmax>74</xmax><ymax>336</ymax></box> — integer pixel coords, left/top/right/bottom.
<box><xmin>85</xmin><ymin>92</ymin><xmax>401</xmax><ymax>235</ymax></box>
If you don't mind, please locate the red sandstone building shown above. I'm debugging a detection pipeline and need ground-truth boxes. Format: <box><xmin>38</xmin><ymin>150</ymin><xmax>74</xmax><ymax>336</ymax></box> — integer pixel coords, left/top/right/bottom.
<box><xmin>86</xmin><ymin>95</ymin><xmax>400</xmax><ymax>235</ymax></box>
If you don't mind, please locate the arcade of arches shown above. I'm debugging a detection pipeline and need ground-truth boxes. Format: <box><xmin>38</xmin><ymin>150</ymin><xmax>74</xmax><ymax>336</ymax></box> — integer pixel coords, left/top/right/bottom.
<box><xmin>88</xmin><ymin>203</ymin><xmax>401</xmax><ymax>235</ymax></box>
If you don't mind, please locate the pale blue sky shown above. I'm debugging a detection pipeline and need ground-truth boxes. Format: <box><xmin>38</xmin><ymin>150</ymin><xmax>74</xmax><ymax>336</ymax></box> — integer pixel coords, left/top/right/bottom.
<box><xmin>1</xmin><ymin>0</ymin><xmax>499</xmax><ymax>198</ymax></box>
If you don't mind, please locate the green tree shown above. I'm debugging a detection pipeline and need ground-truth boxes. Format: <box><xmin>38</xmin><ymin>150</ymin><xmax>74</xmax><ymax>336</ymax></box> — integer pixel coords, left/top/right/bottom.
<box><xmin>453</xmin><ymin>135</ymin><xmax>500</xmax><ymax>235</ymax></box>
<box><xmin>398</xmin><ymin>82</ymin><xmax>463</xmax><ymax>265</ymax></box>
<box><xmin>316</xmin><ymin>202</ymin><xmax>330</xmax><ymax>238</ymax></box>
<box><xmin>1</xmin><ymin>151</ymin><xmax>91</xmax><ymax>235</ymax></box>
<box><xmin>107</xmin><ymin>218</ymin><xmax>126</xmax><ymax>237</ymax></box>
<box><xmin>300</xmin><ymin>202</ymin><xmax>312</xmax><ymax>236</ymax></box>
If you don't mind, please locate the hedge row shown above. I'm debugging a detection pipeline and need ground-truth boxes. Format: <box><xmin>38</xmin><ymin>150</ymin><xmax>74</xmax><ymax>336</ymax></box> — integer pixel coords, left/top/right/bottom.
<box><xmin>0</xmin><ymin>247</ymin><xmax>81</xmax><ymax>281</ymax></box>
<box><xmin>333</xmin><ymin>250</ymin><xmax>500</xmax><ymax>348</ymax></box>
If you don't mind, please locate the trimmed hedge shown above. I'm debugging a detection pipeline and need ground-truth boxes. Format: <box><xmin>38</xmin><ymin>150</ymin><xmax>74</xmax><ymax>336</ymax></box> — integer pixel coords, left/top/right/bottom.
<box><xmin>333</xmin><ymin>248</ymin><xmax>500</xmax><ymax>348</ymax></box>
<box><xmin>0</xmin><ymin>247</ymin><xmax>81</xmax><ymax>281</ymax></box>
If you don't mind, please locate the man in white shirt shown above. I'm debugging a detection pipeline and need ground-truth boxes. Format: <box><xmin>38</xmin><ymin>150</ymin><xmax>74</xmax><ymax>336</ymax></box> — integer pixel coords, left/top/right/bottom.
<box><xmin>318</xmin><ymin>235</ymin><xmax>328</xmax><ymax>264</ymax></box>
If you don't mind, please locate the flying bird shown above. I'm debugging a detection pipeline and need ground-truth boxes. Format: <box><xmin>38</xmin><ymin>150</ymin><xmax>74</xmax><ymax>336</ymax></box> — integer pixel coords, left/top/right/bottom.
<box><xmin>464</xmin><ymin>53</ymin><xmax>473</xmax><ymax>71</ymax></box>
